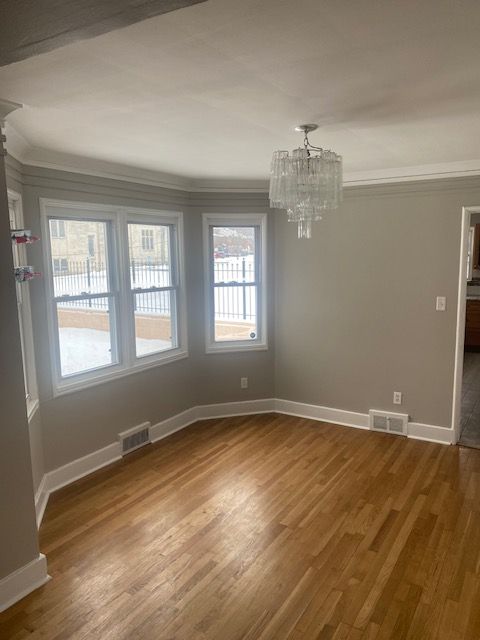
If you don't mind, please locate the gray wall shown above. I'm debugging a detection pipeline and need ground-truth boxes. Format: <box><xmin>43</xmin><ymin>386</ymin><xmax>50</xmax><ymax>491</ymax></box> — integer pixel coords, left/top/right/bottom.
<box><xmin>9</xmin><ymin>159</ymin><xmax>480</xmax><ymax>484</ymax></box>
<box><xmin>0</xmin><ymin>153</ymin><xmax>39</xmax><ymax>578</ymax></box>
<box><xmin>275</xmin><ymin>177</ymin><xmax>480</xmax><ymax>427</ymax></box>
<box><xmin>20</xmin><ymin>166</ymin><xmax>274</xmax><ymax>471</ymax></box>
<box><xmin>6</xmin><ymin>156</ymin><xmax>45</xmax><ymax>495</ymax></box>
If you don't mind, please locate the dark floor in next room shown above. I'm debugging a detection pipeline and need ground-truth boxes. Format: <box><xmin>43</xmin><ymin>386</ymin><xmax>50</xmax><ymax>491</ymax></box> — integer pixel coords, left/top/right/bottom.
<box><xmin>460</xmin><ymin>351</ymin><xmax>480</xmax><ymax>448</ymax></box>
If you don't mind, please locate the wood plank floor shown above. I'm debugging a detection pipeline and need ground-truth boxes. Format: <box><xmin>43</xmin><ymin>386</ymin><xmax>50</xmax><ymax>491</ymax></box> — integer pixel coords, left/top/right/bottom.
<box><xmin>2</xmin><ymin>413</ymin><xmax>480</xmax><ymax>639</ymax></box>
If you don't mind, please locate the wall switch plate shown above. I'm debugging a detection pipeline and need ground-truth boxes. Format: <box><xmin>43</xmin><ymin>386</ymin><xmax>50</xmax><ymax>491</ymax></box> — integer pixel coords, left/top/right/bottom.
<box><xmin>240</xmin><ymin>377</ymin><xmax>248</xmax><ymax>389</ymax></box>
<box><xmin>393</xmin><ymin>391</ymin><xmax>402</xmax><ymax>405</ymax></box>
<box><xmin>436</xmin><ymin>296</ymin><xmax>447</xmax><ymax>311</ymax></box>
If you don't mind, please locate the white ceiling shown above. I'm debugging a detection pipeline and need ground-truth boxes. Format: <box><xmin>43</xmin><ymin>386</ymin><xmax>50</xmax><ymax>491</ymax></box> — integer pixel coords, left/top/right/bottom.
<box><xmin>1</xmin><ymin>0</ymin><xmax>480</xmax><ymax>187</ymax></box>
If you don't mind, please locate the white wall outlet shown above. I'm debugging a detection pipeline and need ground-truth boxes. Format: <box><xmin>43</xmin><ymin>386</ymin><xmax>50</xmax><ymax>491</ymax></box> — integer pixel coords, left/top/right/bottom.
<box><xmin>240</xmin><ymin>377</ymin><xmax>248</xmax><ymax>389</ymax></box>
<box><xmin>436</xmin><ymin>296</ymin><xmax>447</xmax><ymax>311</ymax></box>
<box><xmin>393</xmin><ymin>391</ymin><xmax>402</xmax><ymax>405</ymax></box>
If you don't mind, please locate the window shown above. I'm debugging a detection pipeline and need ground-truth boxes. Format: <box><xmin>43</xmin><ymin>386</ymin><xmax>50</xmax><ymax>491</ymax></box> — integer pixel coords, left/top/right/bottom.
<box><xmin>87</xmin><ymin>234</ymin><xmax>95</xmax><ymax>258</ymax></box>
<box><xmin>53</xmin><ymin>258</ymin><xmax>68</xmax><ymax>273</ymax></box>
<box><xmin>50</xmin><ymin>219</ymin><xmax>65</xmax><ymax>238</ymax></box>
<box><xmin>8</xmin><ymin>191</ymin><xmax>39</xmax><ymax>419</ymax></box>
<box><xmin>42</xmin><ymin>200</ymin><xmax>187</xmax><ymax>394</ymax></box>
<box><xmin>128</xmin><ymin>223</ymin><xmax>178</xmax><ymax>358</ymax></box>
<box><xmin>203</xmin><ymin>214</ymin><xmax>267</xmax><ymax>353</ymax></box>
<box><xmin>141</xmin><ymin>228</ymin><xmax>154</xmax><ymax>251</ymax></box>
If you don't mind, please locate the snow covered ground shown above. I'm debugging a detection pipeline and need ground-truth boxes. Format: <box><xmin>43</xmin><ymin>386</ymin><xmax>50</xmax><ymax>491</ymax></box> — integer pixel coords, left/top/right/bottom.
<box><xmin>59</xmin><ymin>328</ymin><xmax>171</xmax><ymax>376</ymax></box>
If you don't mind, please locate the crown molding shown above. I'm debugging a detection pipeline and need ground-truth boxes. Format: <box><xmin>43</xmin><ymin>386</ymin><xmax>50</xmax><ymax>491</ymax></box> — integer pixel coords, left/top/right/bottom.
<box><xmin>343</xmin><ymin>160</ymin><xmax>480</xmax><ymax>186</ymax></box>
<box><xmin>0</xmin><ymin>99</ymin><xmax>22</xmax><ymax>127</ymax></box>
<box><xmin>6</xmin><ymin>122</ymin><xmax>480</xmax><ymax>193</ymax></box>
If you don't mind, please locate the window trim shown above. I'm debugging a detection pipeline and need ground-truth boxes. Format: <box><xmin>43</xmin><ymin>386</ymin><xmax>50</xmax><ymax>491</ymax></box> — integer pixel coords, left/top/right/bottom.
<box><xmin>40</xmin><ymin>199</ymin><xmax>188</xmax><ymax>397</ymax></box>
<box><xmin>202</xmin><ymin>213</ymin><xmax>267</xmax><ymax>354</ymax></box>
<box><xmin>8</xmin><ymin>190</ymin><xmax>40</xmax><ymax>420</ymax></box>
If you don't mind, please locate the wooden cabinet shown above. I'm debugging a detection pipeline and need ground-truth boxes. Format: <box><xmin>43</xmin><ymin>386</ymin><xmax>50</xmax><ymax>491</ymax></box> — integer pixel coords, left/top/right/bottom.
<box><xmin>465</xmin><ymin>299</ymin><xmax>480</xmax><ymax>348</ymax></box>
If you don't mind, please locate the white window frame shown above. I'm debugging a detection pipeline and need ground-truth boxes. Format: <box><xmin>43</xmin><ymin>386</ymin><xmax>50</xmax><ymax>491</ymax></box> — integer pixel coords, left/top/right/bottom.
<box><xmin>41</xmin><ymin>199</ymin><xmax>188</xmax><ymax>396</ymax></box>
<box><xmin>203</xmin><ymin>213</ymin><xmax>267</xmax><ymax>354</ymax></box>
<box><xmin>8</xmin><ymin>190</ymin><xmax>39</xmax><ymax>420</ymax></box>
<box><xmin>126</xmin><ymin>216</ymin><xmax>180</xmax><ymax>359</ymax></box>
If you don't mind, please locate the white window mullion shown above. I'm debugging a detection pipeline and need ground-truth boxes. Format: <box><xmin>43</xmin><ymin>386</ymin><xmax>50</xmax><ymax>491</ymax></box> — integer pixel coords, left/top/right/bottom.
<box><xmin>116</xmin><ymin>210</ymin><xmax>135</xmax><ymax>369</ymax></box>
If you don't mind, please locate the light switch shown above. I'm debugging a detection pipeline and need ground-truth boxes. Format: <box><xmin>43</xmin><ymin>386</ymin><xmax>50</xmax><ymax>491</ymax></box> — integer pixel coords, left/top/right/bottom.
<box><xmin>436</xmin><ymin>296</ymin><xmax>447</xmax><ymax>311</ymax></box>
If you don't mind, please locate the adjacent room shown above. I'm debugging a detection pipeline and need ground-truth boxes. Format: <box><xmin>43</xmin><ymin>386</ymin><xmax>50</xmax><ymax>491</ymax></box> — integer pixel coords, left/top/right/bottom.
<box><xmin>1</xmin><ymin>1</ymin><xmax>480</xmax><ymax>638</ymax></box>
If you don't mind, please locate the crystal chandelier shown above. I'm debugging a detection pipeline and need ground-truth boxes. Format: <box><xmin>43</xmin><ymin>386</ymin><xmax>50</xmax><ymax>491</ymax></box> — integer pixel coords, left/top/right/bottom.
<box><xmin>269</xmin><ymin>124</ymin><xmax>343</xmax><ymax>239</ymax></box>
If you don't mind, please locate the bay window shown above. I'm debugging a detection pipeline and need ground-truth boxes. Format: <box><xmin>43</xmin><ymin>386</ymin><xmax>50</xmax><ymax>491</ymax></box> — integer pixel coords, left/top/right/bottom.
<box><xmin>42</xmin><ymin>200</ymin><xmax>187</xmax><ymax>394</ymax></box>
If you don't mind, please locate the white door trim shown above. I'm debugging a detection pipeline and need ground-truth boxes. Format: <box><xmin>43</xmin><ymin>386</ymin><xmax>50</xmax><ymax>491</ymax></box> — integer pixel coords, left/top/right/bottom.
<box><xmin>452</xmin><ymin>206</ymin><xmax>480</xmax><ymax>441</ymax></box>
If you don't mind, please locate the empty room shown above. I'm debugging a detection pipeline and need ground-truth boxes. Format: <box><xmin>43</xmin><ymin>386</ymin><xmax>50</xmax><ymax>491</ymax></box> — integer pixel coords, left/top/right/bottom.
<box><xmin>1</xmin><ymin>1</ymin><xmax>480</xmax><ymax>638</ymax></box>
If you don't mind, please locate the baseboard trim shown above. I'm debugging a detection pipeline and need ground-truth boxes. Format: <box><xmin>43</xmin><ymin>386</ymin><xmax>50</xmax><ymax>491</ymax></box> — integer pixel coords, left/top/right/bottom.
<box><xmin>0</xmin><ymin>553</ymin><xmax>49</xmax><ymax>613</ymax></box>
<box><xmin>34</xmin><ymin>398</ymin><xmax>454</xmax><ymax>529</ymax></box>
<box><xmin>46</xmin><ymin>442</ymin><xmax>121</xmax><ymax>495</ymax></box>
<box><xmin>198</xmin><ymin>398</ymin><xmax>276</xmax><ymax>420</ymax></box>
<box><xmin>34</xmin><ymin>476</ymin><xmax>49</xmax><ymax>529</ymax></box>
<box><xmin>274</xmin><ymin>399</ymin><xmax>369</xmax><ymax>429</ymax></box>
<box><xmin>150</xmin><ymin>407</ymin><xmax>198</xmax><ymax>443</ymax></box>
<box><xmin>407</xmin><ymin>421</ymin><xmax>455</xmax><ymax>444</ymax></box>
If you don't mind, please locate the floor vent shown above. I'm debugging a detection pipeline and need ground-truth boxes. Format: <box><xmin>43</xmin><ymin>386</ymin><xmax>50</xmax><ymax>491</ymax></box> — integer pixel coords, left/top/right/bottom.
<box><xmin>119</xmin><ymin>422</ymin><xmax>151</xmax><ymax>455</ymax></box>
<box><xmin>369</xmin><ymin>410</ymin><xmax>408</xmax><ymax>436</ymax></box>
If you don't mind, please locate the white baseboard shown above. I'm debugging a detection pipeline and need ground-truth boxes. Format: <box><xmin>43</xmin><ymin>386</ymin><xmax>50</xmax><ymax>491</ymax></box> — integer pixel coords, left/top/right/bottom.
<box><xmin>150</xmin><ymin>407</ymin><xmax>198</xmax><ymax>443</ymax></box>
<box><xmin>0</xmin><ymin>553</ymin><xmax>49</xmax><ymax>613</ymax></box>
<box><xmin>34</xmin><ymin>398</ymin><xmax>454</xmax><ymax>529</ymax></box>
<box><xmin>274</xmin><ymin>398</ymin><xmax>453</xmax><ymax>444</ymax></box>
<box><xmin>274</xmin><ymin>399</ymin><xmax>369</xmax><ymax>429</ymax></box>
<box><xmin>46</xmin><ymin>442</ymin><xmax>121</xmax><ymax>495</ymax></box>
<box><xmin>407</xmin><ymin>421</ymin><xmax>455</xmax><ymax>444</ymax></box>
<box><xmin>198</xmin><ymin>398</ymin><xmax>276</xmax><ymax>420</ymax></box>
<box><xmin>34</xmin><ymin>476</ymin><xmax>49</xmax><ymax>529</ymax></box>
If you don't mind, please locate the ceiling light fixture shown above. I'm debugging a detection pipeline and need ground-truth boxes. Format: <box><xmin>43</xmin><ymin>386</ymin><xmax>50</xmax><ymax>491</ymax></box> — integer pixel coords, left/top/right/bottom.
<box><xmin>269</xmin><ymin>124</ymin><xmax>343</xmax><ymax>239</ymax></box>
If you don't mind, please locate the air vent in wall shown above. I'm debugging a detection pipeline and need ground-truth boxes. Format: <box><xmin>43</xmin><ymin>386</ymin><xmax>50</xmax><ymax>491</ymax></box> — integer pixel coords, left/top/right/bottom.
<box><xmin>369</xmin><ymin>410</ymin><xmax>408</xmax><ymax>436</ymax></box>
<box><xmin>119</xmin><ymin>422</ymin><xmax>151</xmax><ymax>455</ymax></box>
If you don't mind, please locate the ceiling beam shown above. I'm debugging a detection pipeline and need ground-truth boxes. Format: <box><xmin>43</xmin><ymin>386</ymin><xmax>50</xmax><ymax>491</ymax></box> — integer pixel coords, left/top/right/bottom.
<box><xmin>0</xmin><ymin>0</ymin><xmax>207</xmax><ymax>67</ymax></box>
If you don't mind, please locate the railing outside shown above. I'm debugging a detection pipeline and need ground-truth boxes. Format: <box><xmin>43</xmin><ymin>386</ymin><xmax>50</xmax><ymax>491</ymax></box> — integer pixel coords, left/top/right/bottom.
<box><xmin>54</xmin><ymin>256</ymin><xmax>256</xmax><ymax>322</ymax></box>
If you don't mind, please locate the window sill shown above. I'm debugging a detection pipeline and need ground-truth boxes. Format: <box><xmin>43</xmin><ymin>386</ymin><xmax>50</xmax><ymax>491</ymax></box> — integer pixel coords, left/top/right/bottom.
<box><xmin>206</xmin><ymin>342</ymin><xmax>268</xmax><ymax>355</ymax></box>
<box><xmin>52</xmin><ymin>349</ymin><xmax>189</xmax><ymax>398</ymax></box>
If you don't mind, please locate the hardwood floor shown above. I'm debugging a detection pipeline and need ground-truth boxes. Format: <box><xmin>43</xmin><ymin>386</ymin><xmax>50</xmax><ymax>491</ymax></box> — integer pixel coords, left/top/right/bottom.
<box><xmin>1</xmin><ymin>413</ymin><xmax>480</xmax><ymax>639</ymax></box>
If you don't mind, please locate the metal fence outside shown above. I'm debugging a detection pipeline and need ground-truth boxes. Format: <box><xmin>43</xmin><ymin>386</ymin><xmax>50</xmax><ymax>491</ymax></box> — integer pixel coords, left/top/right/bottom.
<box><xmin>54</xmin><ymin>257</ymin><xmax>257</xmax><ymax>322</ymax></box>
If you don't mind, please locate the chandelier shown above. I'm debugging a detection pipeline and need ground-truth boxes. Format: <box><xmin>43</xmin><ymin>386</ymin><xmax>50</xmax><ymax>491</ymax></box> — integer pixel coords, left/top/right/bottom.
<box><xmin>269</xmin><ymin>124</ymin><xmax>343</xmax><ymax>239</ymax></box>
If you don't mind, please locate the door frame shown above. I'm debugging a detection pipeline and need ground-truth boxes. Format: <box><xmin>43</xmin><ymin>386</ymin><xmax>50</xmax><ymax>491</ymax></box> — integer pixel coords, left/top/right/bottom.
<box><xmin>452</xmin><ymin>206</ymin><xmax>480</xmax><ymax>442</ymax></box>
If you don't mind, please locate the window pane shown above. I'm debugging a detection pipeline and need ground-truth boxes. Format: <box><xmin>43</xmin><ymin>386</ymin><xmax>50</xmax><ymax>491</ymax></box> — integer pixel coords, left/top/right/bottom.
<box><xmin>212</xmin><ymin>226</ymin><xmax>257</xmax><ymax>342</ymax></box>
<box><xmin>57</xmin><ymin>297</ymin><xmax>116</xmax><ymax>376</ymax></box>
<box><xmin>134</xmin><ymin>290</ymin><xmax>175</xmax><ymax>357</ymax></box>
<box><xmin>214</xmin><ymin>284</ymin><xmax>257</xmax><ymax>342</ymax></box>
<box><xmin>128</xmin><ymin>224</ymin><xmax>171</xmax><ymax>289</ymax></box>
<box><xmin>212</xmin><ymin>227</ymin><xmax>256</xmax><ymax>284</ymax></box>
<box><xmin>50</xmin><ymin>219</ymin><xmax>110</xmax><ymax>297</ymax></box>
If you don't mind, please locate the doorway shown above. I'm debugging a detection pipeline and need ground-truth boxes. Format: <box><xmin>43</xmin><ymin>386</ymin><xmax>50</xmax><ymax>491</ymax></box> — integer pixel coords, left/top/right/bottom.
<box><xmin>453</xmin><ymin>206</ymin><xmax>480</xmax><ymax>448</ymax></box>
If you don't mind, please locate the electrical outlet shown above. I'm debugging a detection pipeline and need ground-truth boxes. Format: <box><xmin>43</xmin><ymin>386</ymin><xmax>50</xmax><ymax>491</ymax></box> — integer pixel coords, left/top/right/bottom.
<box><xmin>436</xmin><ymin>296</ymin><xmax>446</xmax><ymax>311</ymax></box>
<box><xmin>240</xmin><ymin>377</ymin><xmax>248</xmax><ymax>389</ymax></box>
<box><xmin>393</xmin><ymin>391</ymin><xmax>402</xmax><ymax>405</ymax></box>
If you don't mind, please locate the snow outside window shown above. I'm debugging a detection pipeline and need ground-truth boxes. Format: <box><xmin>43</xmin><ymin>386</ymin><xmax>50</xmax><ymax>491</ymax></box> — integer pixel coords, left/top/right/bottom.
<box><xmin>203</xmin><ymin>213</ymin><xmax>267</xmax><ymax>353</ymax></box>
<box><xmin>42</xmin><ymin>201</ymin><xmax>187</xmax><ymax>395</ymax></box>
